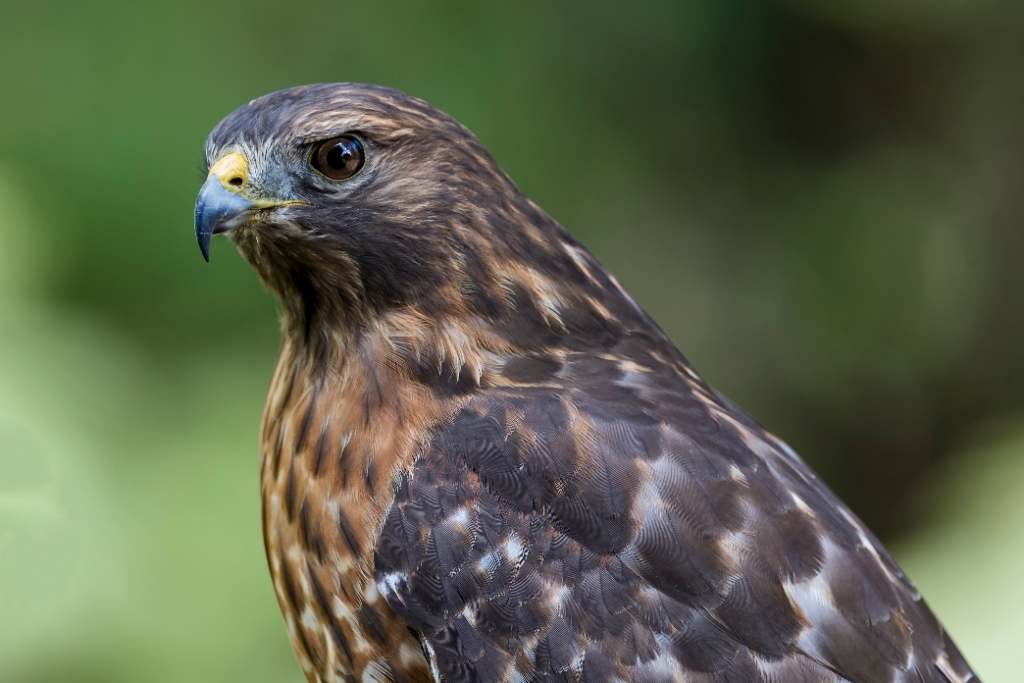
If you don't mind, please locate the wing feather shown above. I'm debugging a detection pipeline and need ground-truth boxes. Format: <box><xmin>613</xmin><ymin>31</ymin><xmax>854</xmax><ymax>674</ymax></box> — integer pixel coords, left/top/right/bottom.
<box><xmin>374</xmin><ymin>346</ymin><xmax>975</xmax><ymax>683</ymax></box>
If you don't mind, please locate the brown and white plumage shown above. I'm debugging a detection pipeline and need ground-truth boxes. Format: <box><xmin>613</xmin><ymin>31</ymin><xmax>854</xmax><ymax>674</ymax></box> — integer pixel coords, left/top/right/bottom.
<box><xmin>195</xmin><ymin>83</ymin><xmax>977</xmax><ymax>683</ymax></box>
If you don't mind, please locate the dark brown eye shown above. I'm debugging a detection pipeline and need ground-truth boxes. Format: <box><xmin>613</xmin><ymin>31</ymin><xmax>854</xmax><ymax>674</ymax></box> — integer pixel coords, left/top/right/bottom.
<box><xmin>311</xmin><ymin>135</ymin><xmax>365</xmax><ymax>180</ymax></box>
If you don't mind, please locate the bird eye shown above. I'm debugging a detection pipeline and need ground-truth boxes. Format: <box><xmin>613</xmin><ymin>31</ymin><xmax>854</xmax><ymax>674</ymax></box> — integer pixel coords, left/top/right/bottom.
<box><xmin>310</xmin><ymin>135</ymin><xmax>365</xmax><ymax>181</ymax></box>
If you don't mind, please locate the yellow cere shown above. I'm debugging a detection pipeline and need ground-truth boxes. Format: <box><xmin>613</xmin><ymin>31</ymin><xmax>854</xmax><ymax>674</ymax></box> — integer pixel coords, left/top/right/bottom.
<box><xmin>209</xmin><ymin>152</ymin><xmax>249</xmax><ymax>193</ymax></box>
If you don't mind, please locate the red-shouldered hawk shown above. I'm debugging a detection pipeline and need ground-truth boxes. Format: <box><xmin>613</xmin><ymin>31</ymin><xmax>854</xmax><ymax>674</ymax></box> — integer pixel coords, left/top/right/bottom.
<box><xmin>194</xmin><ymin>84</ymin><xmax>977</xmax><ymax>683</ymax></box>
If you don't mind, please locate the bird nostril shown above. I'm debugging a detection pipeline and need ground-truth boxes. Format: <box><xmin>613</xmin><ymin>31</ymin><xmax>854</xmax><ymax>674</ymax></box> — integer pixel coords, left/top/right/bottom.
<box><xmin>228</xmin><ymin>176</ymin><xmax>244</xmax><ymax>187</ymax></box>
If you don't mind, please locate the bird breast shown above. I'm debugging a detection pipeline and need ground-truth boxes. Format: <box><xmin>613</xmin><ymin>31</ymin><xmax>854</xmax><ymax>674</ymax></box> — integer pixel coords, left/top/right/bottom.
<box><xmin>258</xmin><ymin>339</ymin><xmax>447</xmax><ymax>683</ymax></box>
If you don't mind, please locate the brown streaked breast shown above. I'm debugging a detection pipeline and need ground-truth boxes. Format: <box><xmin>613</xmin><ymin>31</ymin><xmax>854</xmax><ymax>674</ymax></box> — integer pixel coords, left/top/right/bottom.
<box><xmin>258</xmin><ymin>338</ymin><xmax>457</xmax><ymax>683</ymax></box>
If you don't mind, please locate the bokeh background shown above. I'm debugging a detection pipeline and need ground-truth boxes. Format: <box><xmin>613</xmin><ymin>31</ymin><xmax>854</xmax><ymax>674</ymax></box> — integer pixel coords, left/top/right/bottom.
<box><xmin>1</xmin><ymin>0</ymin><xmax>1022</xmax><ymax>680</ymax></box>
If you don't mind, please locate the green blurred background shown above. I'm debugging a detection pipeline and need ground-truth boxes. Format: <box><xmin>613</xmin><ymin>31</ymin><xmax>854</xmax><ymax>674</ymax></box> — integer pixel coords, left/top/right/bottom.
<box><xmin>1</xmin><ymin>0</ymin><xmax>1022</xmax><ymax>680</ymax></box>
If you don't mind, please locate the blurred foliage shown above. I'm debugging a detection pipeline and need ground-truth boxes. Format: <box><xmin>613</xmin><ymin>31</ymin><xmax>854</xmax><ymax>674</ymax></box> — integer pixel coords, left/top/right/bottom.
<box><xmin>894</xmin><ymin>422</ymin><xmax>1024</xmax><ymax>683</ymax></box>
<box><xmin>0</xmin><ymin>0</ymin><xmax>1021</xmax><ymax>680</ymax></box>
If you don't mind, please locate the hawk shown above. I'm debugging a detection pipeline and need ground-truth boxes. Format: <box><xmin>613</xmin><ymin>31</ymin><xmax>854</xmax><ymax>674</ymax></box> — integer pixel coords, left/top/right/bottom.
<box><xmin>194</xmin><ymin>84</ymin><xmax>977</xmax><ymax>683</ymax></box>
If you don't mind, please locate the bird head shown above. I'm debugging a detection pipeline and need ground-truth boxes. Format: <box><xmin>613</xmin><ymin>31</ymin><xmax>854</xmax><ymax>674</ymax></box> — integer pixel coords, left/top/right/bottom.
<box><xmin>197</xmin><ymin>84</ymin><xmax>642</xmax><ymax>363</ymax></box>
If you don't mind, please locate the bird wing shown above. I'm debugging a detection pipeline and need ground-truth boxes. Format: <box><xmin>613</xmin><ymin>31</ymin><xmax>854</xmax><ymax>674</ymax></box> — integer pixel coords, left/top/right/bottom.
<box><xmin>373</xmin><ymin>345</ymin><xmax>975</xmax><ymax>683</ymax></box>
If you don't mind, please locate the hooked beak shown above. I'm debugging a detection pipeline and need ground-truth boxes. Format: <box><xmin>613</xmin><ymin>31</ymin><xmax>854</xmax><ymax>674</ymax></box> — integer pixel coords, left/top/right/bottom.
<box><xmin>195</xmin><ymin>152</ymin><xmax>306</xmax><ymax>262</ymax></box>
<box><xmin>195</xmin><ymin>153</ymin><xmax>254</xmax><ymax>262</ymax></box>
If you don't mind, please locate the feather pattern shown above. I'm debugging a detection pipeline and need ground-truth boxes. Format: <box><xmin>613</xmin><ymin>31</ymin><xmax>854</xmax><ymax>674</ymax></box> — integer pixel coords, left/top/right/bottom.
<box><xmin>374</xmin><ymin>338</ymin><xmax>975</xmax><ymax>683</ymax></box>
<box><xmin>197</xmin><ymin>83</ymin><xmax>979</xmax><ymax>683</ymax></box>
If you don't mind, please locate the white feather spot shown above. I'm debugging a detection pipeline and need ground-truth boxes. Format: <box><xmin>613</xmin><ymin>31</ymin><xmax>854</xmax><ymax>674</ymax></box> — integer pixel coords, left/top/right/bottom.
<box><xmin>719</xmin><ymin>530</ymin><xmax>751</xmax><ymax>558</ymax></box>
<box><xmin>363</xmin><ymin>580</ymin><xmax>379</xmax><ymax>603</ymax></box>
<box><xmin>633</xmin><ymin>652</ymin><xmax>684</xmax><ymax>682</ymax></box>
<box><xmin>378</xmin><ymin>572</ymin><xmax>404</xmax><ymax>597</ymax></box>
<box><xmin>562</xmin><ymin>243</ymin><xmax>600</xmax><ymax>286</ymax></box>
<box><xmin>332</xmin><ymin>595</ymin><xmax>355</xmax><ymax>622</ymax></box>
<box><xmin>300</xmin><ymin>607</ymin><xmax>320</xmax><ymax>631</ymax></box>
<box><xmin>476</xmin><ymin>551</ymin><xmax>499</xmax><ymax>575</ymax></box>
<box><xmin>422</xmin><ymin>638</ymin><xmax>443</xmax><ymax>683</ymax></box>
<box><xmin>399</xmin><ymin>641</ymin><xmax>423</xmax><ymax>666</ymax></box>
<box><xmin>546</xmin><ymin>584</ymin><xmax>571</xmax><ymax>614</ymax></box>
<box><xmin>790</xmin><ymin>492</ymin><xmax>815</xmax><ymax>517</ymax></box>
<box><xmin>503</xmin><ymin>533</ymin><xmax>527</xmax><ymax>563</ymax></box>
<box><xmin>361</xmin><ymin>659</ymin><xmax>392</xmax><ymax>683</ymax></box>
<box><xmin>448</xmin><ymin>507</ymin><xmax>471</xmax><ymax>530</ymax></box>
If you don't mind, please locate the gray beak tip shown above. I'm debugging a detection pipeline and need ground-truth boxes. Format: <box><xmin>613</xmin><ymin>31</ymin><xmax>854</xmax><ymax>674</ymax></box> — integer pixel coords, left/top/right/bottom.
<box><xmin>194</xmin><ymin>175</ymin><xmax>254</xmax><ymax>262</ymax></box>
<box><xmin>196</xmin><ymin>216</ymin><xmax>212</xmax><ymax>262</ymax></box>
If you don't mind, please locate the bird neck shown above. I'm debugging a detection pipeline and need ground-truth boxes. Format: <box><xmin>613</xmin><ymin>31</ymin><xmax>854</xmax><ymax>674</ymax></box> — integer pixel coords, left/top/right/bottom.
<box><xmin>277</xmin><ymin>305</ymin><xmax>512</xmax><ymax>409</ymax></box>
